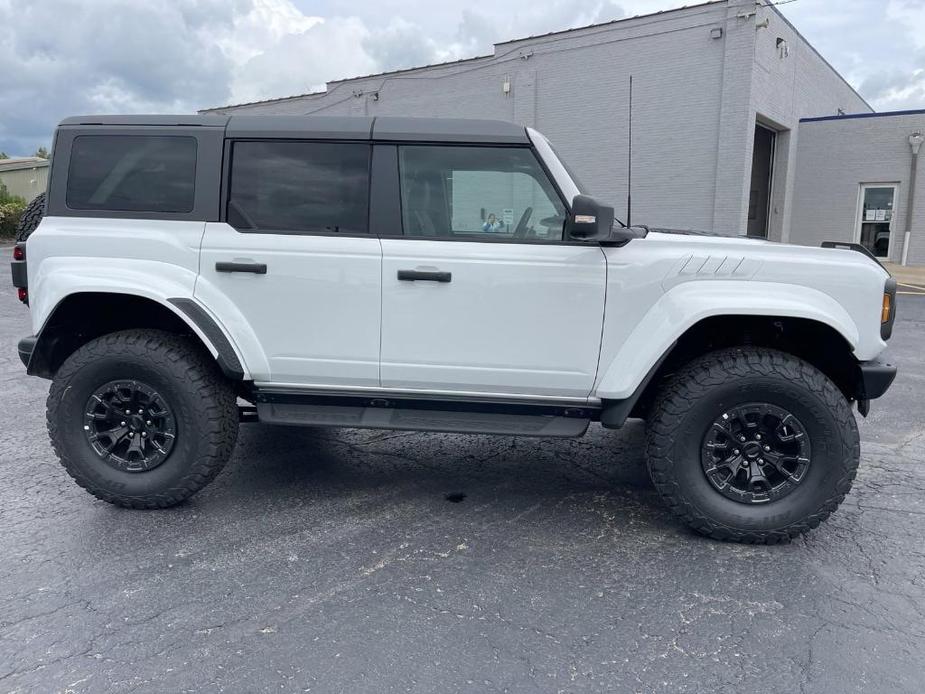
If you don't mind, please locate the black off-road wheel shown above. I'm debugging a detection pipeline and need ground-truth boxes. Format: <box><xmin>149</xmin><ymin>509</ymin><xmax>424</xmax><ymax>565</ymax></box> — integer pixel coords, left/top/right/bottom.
<box><xmin>645</xmin><ymin>347</ymin><xmax>860</xmax><ymax>544</ymax></box>
<box><xmin>47</xmin><ymin>329</ymin><xmax>239</xmax><ymax>508</ymax></box>
<box><xmin>15</xmin><ymin>192</ymin><xmax>45</xmax><ymax>242</ymax></box>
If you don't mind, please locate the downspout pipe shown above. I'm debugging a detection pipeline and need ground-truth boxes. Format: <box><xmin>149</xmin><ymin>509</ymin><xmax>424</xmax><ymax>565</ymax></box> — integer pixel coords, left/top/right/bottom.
<box><xmin>903</xmin><ymin>132</ymin><xmax>923</xmax><ymax>266</ymax></box>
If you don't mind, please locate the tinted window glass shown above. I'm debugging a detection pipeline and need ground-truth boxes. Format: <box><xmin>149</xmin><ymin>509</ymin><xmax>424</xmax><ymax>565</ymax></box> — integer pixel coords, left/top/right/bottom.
<box><xmin>398</xmin><ymin>146</ymin><xmax>566</xmax><ymax>241</ymax></box>
<box><xmin>67</xmin><ymin>135</ymin><xmax>196</xmax><ymax>212</ymax></box>
<box><xmin>228</xmin><ymin>141</ymin><xmax>370</xmax><ymax>234</ymax></box>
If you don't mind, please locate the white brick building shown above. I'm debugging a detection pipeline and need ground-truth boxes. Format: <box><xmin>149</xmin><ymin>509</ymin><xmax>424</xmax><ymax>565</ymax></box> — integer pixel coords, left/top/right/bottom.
<box><xmin>202</xmin><ymin>0</ymin><xmax>924</xmax><ymax>265</ymax></box>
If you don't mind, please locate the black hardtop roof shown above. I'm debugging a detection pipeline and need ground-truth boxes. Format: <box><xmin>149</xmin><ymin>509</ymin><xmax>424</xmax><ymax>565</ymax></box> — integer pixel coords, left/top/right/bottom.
<box><xmin>57</xmin><ymin>115</ymin><xmax>530</xmax><ymax>144</ymax></box>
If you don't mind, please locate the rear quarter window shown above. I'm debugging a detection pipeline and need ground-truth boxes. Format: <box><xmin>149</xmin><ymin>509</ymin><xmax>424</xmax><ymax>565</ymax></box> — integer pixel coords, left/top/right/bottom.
<box><xmin>66</xmin><ymin>135</ymin><xmax>197</xmax><ymax>213</ymax></box>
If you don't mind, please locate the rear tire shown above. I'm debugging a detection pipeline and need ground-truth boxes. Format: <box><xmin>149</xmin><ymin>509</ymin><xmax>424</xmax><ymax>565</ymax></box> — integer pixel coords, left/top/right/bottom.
<box><xmin>47</xmin><ymin>329</ymin><xmax>238</xmax><ymax>508</ymax></box>
<box><xmin>15</xmin><ymin>192</ymin><xmax>45</xmax><ymax>242</ymax></box>
<box><xmin>645</xmin><ymin>347</ymin><xmax>859</xmax><ymax>543</ymax></box>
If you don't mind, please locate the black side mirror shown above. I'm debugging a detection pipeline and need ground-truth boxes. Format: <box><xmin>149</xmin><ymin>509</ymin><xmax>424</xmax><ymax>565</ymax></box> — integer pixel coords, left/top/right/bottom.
<box><xmin>566</xmin><ymin>194</ymin><xmax>646</xmax><ymax>246</ymax></box>
<box><xmin>566</xmin><ymin>195</ymin><xmax>614</xmax><ymax>241</ymax></box>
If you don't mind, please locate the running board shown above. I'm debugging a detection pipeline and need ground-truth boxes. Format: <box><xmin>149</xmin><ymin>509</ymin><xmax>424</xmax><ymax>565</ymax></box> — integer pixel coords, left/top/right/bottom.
<box><xmin>251</xmin><ymin>396</ymin><xmax>592</xmax><ymax>438</ymax></box>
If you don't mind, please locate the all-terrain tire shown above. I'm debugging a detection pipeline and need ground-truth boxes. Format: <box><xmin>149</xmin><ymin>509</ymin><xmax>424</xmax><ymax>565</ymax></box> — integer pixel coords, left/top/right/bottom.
<box><xmin>47</xmin><ymin>329</ymin><xmax>239</xmax><ymax>508</ymax></box>
<box><xmin>15</xmin><ymin>192</ymin><xmax>45</xmax><ymax>242</ymax></box>
<box><xmin>645</xmin><ymin>347</ymin><xmax>860</xmax><ymax>544</ymax></box>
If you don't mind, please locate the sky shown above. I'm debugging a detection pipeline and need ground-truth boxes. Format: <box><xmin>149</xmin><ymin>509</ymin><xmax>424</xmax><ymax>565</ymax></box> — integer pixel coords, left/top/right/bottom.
<box><xmin>1</xmin><ymin>0</ymin><xmax>924</xmax><ymax>155</ymax></box>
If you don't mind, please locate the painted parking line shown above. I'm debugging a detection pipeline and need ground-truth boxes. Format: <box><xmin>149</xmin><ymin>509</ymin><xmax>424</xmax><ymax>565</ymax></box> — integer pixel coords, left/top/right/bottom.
<box><xmin>897</xmin><ymin>282</ymin><xmax>925</xmax><ymax>296</ymax></box>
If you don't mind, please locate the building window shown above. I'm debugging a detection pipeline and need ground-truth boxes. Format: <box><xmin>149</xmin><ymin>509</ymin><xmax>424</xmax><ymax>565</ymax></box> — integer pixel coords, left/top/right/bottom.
<box><xmin>857</xmin><ymin>184</ymin><xmax>897</xmax><ymax>258</ymax></box>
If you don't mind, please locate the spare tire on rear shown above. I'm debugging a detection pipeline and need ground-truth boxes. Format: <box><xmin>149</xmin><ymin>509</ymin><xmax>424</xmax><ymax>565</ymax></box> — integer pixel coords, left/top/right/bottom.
<box><xmin>15</xmin><ymin>192</ymin><xmax>46</xmax><ymax>242</ymax></box>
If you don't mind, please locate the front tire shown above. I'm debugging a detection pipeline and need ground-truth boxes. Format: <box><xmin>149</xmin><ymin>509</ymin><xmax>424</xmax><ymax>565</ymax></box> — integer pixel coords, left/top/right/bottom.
<box><xmin>645</xmin><ymin>347</ymin><xmax>860</xmax><ymax>543</ymax></box>
<box><xmin>47</xmin><ymin>330</ymin><xmax>239</xmax><ymax>508</ymax></box>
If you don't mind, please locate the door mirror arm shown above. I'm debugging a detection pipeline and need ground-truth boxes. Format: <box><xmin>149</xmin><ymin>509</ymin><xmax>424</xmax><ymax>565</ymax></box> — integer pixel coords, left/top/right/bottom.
<box><xmin>566</xmin><ymin>194</ymin><xmax>648</xmax><ymax>246</ymax></box>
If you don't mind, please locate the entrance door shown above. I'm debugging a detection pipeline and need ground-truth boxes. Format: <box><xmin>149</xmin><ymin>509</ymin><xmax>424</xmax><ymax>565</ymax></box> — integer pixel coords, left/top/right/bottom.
<box><xmin>856</xmin><ymin>184</ymin><xmax>897</xmax><ymax>258</ymax></box>
<box><xmin>379</xmin><ymin>144</ymin><xmax>607</xmax><ymax>399</ymax></box>
<box><xmin>747</xmin><ymin>124</ymin><xmax>776</xmax><ymax>238</ymax></box>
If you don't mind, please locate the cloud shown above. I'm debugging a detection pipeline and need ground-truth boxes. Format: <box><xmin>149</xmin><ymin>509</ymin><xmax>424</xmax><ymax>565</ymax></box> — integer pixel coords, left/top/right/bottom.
<box><xmin>1</xmin><ymin>0</ymin><xmax>630</xmax><ymax>153</ymax></box>
<box><xmin>231</xmin><ymin>17</ymin><xmax>379</xmax><ymax>102</ymax></box>
<box><xmin>4</xmin><ymin>0</ymin><xmax>922</xmax><ymax>156</ymax></box>
<box><xmin>778</xmin><ymin>0</ymin><xmax>925</xmax><ymax>111</ymax></box>
<box><xmin>0</xmin><ymin>0</ymin><xmax>243</xmax><ymax>154</ymax></box>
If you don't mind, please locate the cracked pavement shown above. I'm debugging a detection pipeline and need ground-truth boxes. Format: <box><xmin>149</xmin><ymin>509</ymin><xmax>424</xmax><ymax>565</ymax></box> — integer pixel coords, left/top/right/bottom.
<box><xmin>1</xmin><ymin>257</ymin><xmax>923</xmax><ymax>692</ymax></box>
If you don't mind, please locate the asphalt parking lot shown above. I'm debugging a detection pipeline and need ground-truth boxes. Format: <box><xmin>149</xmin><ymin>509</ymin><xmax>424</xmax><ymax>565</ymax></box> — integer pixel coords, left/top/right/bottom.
<box><xmin>1</xmin><ymin>259</ymin><xmax>923</xmax><ymax>693</ymax></box>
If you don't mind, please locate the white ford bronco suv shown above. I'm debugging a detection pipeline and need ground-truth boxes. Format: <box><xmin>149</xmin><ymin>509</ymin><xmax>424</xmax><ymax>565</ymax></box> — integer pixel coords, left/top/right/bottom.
<box><xmin>11</xmin><ymin>115</ymin><xmax>897</xmax><ymax>543</ymax></box>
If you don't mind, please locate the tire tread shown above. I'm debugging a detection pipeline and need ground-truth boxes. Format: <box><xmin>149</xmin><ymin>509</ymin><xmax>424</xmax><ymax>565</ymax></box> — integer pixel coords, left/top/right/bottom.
<box><xmin>645</xmin><ymin>347</ymin><xmax>860</xmax><ymax>544</ymax></box>
<box><xmin>47</xmin><ymin>329</ymin><xmax>238</xmax><ymax>508</ymax></box>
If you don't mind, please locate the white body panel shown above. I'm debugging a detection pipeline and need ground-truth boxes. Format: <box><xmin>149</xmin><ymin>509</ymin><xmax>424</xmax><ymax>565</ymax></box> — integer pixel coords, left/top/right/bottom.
<box><xmin>23</xmin><ymin>127</ymin><xmax>892</xmax><ymax>410</ymax></box>
<box><xmin>24</xmin><ymin>216</ymin><xmax>242</xmax><ymax>369</ymax></box>
<box><xmin>196</xmin><ymin>223</ymin><xmax>382</xmax><ymax>386</ymax></box>
<box><xmin>593</xmin><ymin>232</ymin><xmax>889</xmax><ymax>399</ymax></box>
<box><xmin>379</xmin><ymin>239</ymin><xmax>606</xmax><ymax>398</ymax></box>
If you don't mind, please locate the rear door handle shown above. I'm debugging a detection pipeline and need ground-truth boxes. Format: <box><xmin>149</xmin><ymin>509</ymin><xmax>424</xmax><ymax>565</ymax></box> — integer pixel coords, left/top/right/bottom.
<box><xmin>216</xmin><ymin>261</ymin><xmax>267</xmax><ymax>274</ymax></box>
<box><xmin>397</xmin><ymin>270</ymin><xmax>452</xmax><ymax>283</ymax></box>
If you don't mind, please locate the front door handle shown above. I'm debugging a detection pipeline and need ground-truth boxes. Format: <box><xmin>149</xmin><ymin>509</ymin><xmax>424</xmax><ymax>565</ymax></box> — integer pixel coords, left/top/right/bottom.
<box><xmin>216</xmin><ymin>261</ymin><xmax>267</xmax><ymax>274</ymax></box>
<box><xmin>397</xmin><ymin>269</ymin><xmax>452</xmax><ymax>283</ymax></box>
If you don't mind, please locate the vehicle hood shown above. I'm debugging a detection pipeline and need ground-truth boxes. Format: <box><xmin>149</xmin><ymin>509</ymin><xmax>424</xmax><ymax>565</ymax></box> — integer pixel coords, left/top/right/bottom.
<box><xmin>647</xmin><ymin>227</ymin><xmax>774</xmax><ymax>242</ymax></box>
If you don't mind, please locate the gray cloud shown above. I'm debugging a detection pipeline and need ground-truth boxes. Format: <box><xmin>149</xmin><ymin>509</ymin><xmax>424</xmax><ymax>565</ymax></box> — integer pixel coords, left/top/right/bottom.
<box><xmin>362</xmin><ymin>18</ymin><xmax>444</xmax><ymax>73</ymax></box>
<box><xmin>0</xmin><ymin>0</ymin><xmax>242</xmax><ymax>154</ymax></box>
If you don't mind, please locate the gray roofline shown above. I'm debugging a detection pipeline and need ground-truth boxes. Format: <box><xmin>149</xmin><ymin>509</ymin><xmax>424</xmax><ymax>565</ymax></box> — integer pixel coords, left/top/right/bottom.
<box><xmin>325</xmin><ymin>53</ymin><xmax>493</xmax><ymax>86</ymax></box>
<box><xmin>493</xmin><ymin>0</ymin><xmax>723</xmax><ymax>46</ymax></box>
<box><xmin>199</xmin><ymin>89</ymin><xmax>328</xmax><ymax>113</ymax></box>
<box><xmin>51</xmin><ymin>114</ymin><xmax>530</xmax><ymax>144</ymax></box>
<box><xmin>0</xmin><ymin>158</ymin><xmax>50</xmax><ymax>171</ymax></box>
<box><xmin>801</xmin><ymin>108</ymin><xmax>925</xmax><ymax>124</ymax></box>
<box><xmin>59</xmin><ymin>114</ymin><xmax>229</xmax><ymax>127</ymax></box>
<box><xmin>761</xmin><ymin>1</ymin><xmax>874</xmax><ymax>113</ymax></box>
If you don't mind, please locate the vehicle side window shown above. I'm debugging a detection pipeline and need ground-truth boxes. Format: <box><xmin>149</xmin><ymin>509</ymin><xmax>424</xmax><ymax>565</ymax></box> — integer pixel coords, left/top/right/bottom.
<box><xmin>66</xmin><ymin>135</ymin><xmax>197</xmax><ymax>213</ymax></box>
<box><xmin>227</xmin><ymin>141</ymin><xmax>370</xmax><ymax>234</ymax></box>
<box><xmin>397</xmin><ymin>145</ymin><xmax>567</xmax><ymax>241</ymax></box>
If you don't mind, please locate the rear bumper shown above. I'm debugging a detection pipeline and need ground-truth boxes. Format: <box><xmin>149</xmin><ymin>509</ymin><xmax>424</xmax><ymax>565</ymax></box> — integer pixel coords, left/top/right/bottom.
<box><xmin>857</xmin><ymin>359</ymin><xmax>897</xmax><ymax>400</ymax></box>
<box><xmin>18</xmin><ymin>336</ymin><xmax>36</xmax><ymax>369</ymax></box>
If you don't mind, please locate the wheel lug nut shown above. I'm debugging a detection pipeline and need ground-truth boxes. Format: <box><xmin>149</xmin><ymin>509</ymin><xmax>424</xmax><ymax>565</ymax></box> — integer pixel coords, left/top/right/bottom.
<box><xmin>733</xmin><ymin>449</ymin><xmax>740</xmax><ymax>456</ymax></box>
<box><xmin>120</xmin><ymin>421</ymin><xmax>126</xmax><ymax>426</ymax></box>
<box><xmin>764</xmin><ymin>445</ymin><xmax>771</xmax><ymax>451</ymax></box>
<box><xmin>142</xmin><ymin>432</ymin><xmax>147</xmax><ymax>437</ymax></box>
<box><xmin>125</xmin><ymin>410</ymin><xmax>131</xmax><ymax>415</ymax></box>
<box><xmin>146</xmin><ymin>420</ymin><xmax>152</xmax><ymax>426</ymax></box>
<box><xmin>756</xmin><ymin>434</ymin><xmax>762</xmax><ymax>440</ymax></box>
<box><xmin>739</xmin><ymin>436</ymin><xmax>746</xmax><ymax>442</ymax></box>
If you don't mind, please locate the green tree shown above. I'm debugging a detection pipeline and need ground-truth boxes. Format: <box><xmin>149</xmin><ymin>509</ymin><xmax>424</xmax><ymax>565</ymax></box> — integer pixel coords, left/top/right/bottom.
<box><xmin>0</xmin><ymin>152</ymin><xmax>9</xmax><ymax>159</ymax></box>
<box><xmin>0</xmin><ymin>182</ymin><xmax>27</xmax><ymax>238</ymax></box>
<box><xmin>34</xmin><ymin>146</ymin><xmax>49</xmax><ymax>159</ymax></box>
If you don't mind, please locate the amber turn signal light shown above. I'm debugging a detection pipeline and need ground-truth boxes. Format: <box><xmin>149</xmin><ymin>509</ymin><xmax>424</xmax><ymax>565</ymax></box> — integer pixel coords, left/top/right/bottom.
<box><xmin>881</xmin><ymin>292</ymin><xmax>892</xmax><ymax>324</ymax></box>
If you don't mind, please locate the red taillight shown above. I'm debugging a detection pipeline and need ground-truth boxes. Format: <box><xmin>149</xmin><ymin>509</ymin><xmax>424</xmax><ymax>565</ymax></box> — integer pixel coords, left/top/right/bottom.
<box><xmin>17</xmin><ymin>287</ymin><xmax>27</xmax><ymax>303</ymax></box>
<box><xmin>13</xmin><ymin>246</ymin><xmax>25</xmax><ymax>261</ymax></box>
